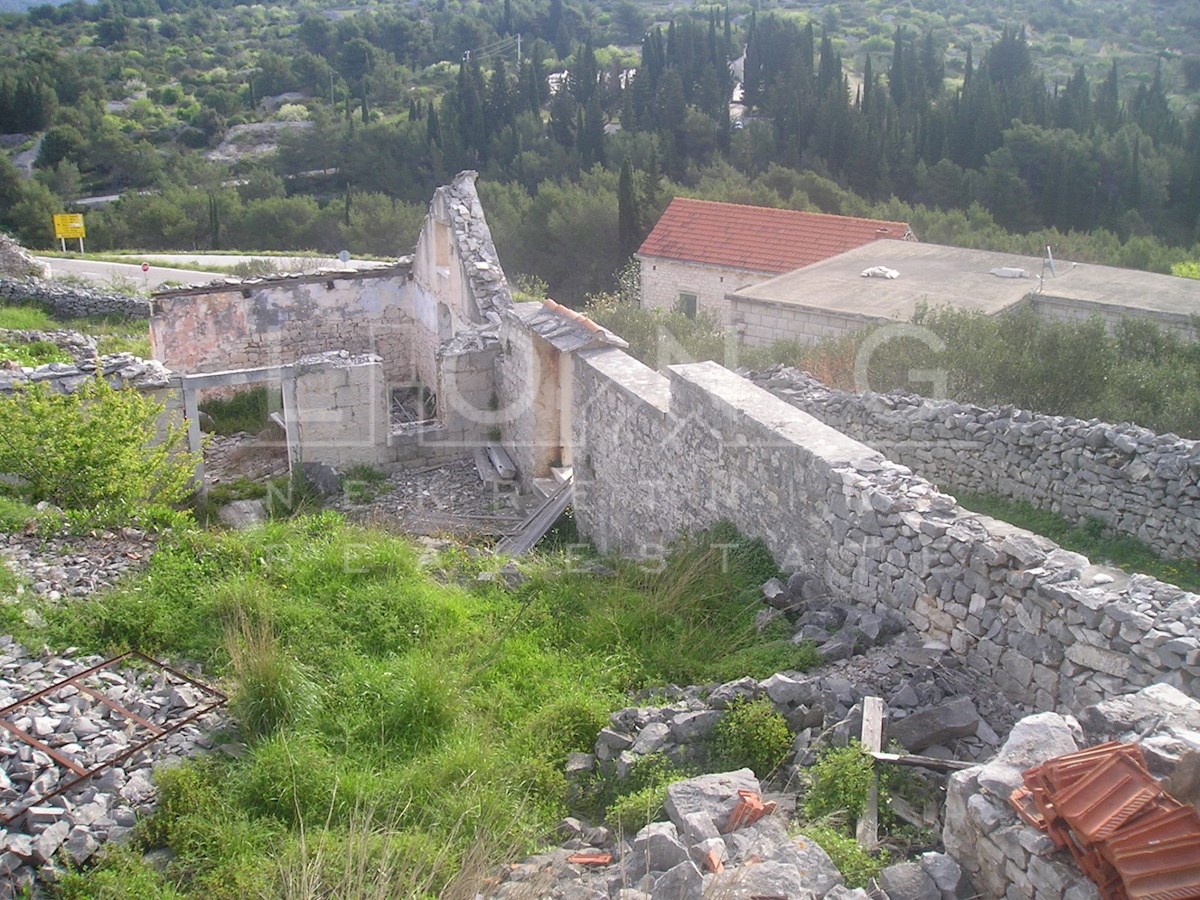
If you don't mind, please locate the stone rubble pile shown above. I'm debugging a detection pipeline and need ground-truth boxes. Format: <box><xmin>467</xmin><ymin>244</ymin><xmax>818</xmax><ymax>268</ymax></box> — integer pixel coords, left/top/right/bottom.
<box><xmin>0</xmin><ymin>235</ymin><xmax>49</xmax><ymax>281</ymax></box>
<box><xmin>0</xmin><ymin>639</ymin><xmax>227</xmax><ymax>894</ymax></box>
<box><xmin>0</xmin><ymin>352</ymin><xmax>175</xmax><ymax>394</ymax></box>
<box><xmin>581</xmin><ymin>631</ymin><xmax>1009</xmax><ymax>798</ymax></box>
<box><xmin>749</xmin><ymin>365</ymin><xmax>1200</xmax><ymax>561</ymax></box>
<box><xmin>487</xmin><ymin>766</ymin><xmax>970</xmax><ymax>900</ymax></box>
<box><xmin>944</xmin><ymin>683</ymin><xmax>1200</xmax><ymax>900</ymax></box>
<box><xmin>0</xmin><ymin>526</ymin><xmax>158</xmax><ymax>606</ymax></box>
<box><xmin>0</xmin><ymin>277</ymin><xmax>149</xmax><ymax>321</ymax></box>
<box><xmin>0</xmin><ymin>329</ymin><xmax>98</xmax><ymax>365</ymax></box>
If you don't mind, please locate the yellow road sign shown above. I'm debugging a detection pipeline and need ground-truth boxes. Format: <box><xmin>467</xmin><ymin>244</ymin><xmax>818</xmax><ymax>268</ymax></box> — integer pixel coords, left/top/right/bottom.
<box><xmin>53</xmin><ymin>213</ymin><xmax>85</xmax><ymax>239</ymax></box>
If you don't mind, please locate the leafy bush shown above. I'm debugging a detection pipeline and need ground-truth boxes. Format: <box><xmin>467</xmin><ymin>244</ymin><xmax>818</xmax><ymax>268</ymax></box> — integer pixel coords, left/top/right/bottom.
<box><xmin>803</xmin><ymin>741</ymin><xmax>877</xmax><ymax>826</ymax></box>
<box><xmin>801</xmin><ymin>824</ymin><xmax>890</xmax><ymax>888</ymax></box>
<box><xmin>0</xmin><ymin>376</ymin><xmax>198</xmax><ymax>524</ymax></box>
<box><xmin>711</xmin><ymin>697</ymin><xmax>793</xmax><ymax>777</ymax></box>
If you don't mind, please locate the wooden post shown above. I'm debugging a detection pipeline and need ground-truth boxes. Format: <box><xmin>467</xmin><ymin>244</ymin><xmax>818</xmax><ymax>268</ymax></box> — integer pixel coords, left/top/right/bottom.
<box><xmin>182</xmin><ymin>384</ymin><xmax>205</xmax><ymax>485</ymax></box>
<box><xmin>281</xmin><ymin>370</ymin><xmax>300</xmax><ymax>476</ymax></box>
<box><xmin>856</xmin><ymin>696</ymin><xmax>884</xmax><ymax>850</ymax></box>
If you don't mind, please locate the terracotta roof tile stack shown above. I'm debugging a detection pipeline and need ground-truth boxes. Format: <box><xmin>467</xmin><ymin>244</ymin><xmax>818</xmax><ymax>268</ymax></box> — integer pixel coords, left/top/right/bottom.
<box><xmin>1010</xmin><ymin>742</ymin><xmax>1200</xmax><ymax>900</ymax></box>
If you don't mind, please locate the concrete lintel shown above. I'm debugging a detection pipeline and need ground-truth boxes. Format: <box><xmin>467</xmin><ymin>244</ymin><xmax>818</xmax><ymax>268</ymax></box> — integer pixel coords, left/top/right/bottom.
<box><xmin>180</xmin><ymin>364</ymin><xmax>296</xmax><ymax>390</ymax></box>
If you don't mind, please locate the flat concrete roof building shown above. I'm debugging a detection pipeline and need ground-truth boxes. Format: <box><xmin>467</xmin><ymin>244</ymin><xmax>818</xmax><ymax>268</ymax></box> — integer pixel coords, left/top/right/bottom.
<box><xmin>729</xmin><ymin>241</ymin><xmax>1200</xmax><ymax>346</ymax></box>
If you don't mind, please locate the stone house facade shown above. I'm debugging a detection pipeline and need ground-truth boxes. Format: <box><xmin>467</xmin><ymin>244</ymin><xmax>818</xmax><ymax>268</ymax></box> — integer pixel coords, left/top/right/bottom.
<box><xmin>636</xmin><ymin>197</ymin><xmax>913</xmax><ymax>327</ymax></box>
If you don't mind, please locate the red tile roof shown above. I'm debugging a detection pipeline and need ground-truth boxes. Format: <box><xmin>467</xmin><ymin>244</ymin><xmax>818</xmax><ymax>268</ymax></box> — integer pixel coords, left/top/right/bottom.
<box><xmin>637</xmin><ymin>198</ymin><xmax>913</xmax><ymax>274</ymax></box>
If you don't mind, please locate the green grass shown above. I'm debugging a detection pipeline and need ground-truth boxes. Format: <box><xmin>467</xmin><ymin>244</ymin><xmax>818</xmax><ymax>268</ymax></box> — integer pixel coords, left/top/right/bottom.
<box><xmin>0</xmin><ymin>305</ymin><xmax>57</xmax><ymax>331</ymax></box>
<box><xmin>5</xmin><ymin>516</ymin><xmax>801</xmax><ymax>897</ymax></box>
<box><xmin>200</xmin><ymin>387</ymin><xmax>273</xmax><ymax>435</ymax></box>
<box><xmin>957</xmin><ymin>492</ymin><xmax>1200</xmax><ymax>591</ymax></box>
<box><xmin>0</xmin><ymin>338</ymin><xmax>71</xmax><ymax>367</ymax></box>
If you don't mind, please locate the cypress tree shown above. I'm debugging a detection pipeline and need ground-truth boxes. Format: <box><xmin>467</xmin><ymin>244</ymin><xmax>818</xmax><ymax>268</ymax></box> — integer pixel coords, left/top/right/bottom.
<box><xmin>618</xmin><ymin>155</ymin><xmax>639</xmax><ymax>258</ymax></box>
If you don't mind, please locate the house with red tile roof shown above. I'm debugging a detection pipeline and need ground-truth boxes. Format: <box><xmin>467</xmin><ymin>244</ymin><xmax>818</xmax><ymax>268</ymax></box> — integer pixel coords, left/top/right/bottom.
<box><xmin>636</xmin><ymin>197</ymin><xmax>914</xmax><ymax>327</ymax></box>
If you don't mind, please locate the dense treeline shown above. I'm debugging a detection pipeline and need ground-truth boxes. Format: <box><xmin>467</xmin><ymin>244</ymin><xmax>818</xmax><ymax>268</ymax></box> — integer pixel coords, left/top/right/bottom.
<box><xmin>0</xmin><ymin>0</ymin><xmax>1197</xmax><ymax>304</ymax></box>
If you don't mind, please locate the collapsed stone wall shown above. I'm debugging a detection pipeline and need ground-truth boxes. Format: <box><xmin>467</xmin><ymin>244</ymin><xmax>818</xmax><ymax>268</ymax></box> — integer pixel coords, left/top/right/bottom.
<box><xmin>0</xmin><ymin>234</ymin><xmax>50</xmax><ymax>280</ymax></box>
<box><xmin>750</xmin><ymin>367</ymin><xmax>1200</xmax><ymax>561</ymax></box>
<box><xmin>0</xmin><ymin>277</ymin><xmax>150</xmax><ymax>320</ymax></box>
<box><xmin>568</xmin><ymin>352</ymin><xmax>1200</xmax><ymax>714</ymax></box>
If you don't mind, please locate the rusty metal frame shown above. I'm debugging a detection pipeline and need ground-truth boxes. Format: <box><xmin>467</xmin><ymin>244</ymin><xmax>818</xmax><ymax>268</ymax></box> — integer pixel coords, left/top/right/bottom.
<box><xmin>0</xmin><ymin>650</ymin><xmax>226</xmax><ymax>825</ymax></box>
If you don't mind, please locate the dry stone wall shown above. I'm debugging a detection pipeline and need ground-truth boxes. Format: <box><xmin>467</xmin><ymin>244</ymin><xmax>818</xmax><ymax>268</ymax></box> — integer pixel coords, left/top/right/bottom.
<box><xmin>568</xmin><ymin>352</ymin><xmax>1200</xmax><ymax>713</ymax></box>
<box><xmin>749</xmin><ymin>367</ymin><xmax>1200</xmax><ymax>561</ymax></box>
<box><xmin>0</xmin><ymin>278</ymin><xmax>149</xmax><ymax>320</ymax></box>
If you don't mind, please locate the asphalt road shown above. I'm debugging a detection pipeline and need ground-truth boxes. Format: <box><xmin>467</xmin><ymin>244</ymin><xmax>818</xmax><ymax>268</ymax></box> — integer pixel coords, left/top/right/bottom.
<box><xmin>35</xmin><ymin>253</ymin><xmax>388</xmax><ymax>290</ymax></box>
<box><xmin>36</xmin><ymin>257</ymin><xmax>226</xmax><ymax>289</ymax></box>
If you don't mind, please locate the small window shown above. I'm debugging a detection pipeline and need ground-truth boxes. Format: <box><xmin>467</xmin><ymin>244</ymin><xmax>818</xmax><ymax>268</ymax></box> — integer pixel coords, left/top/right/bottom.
<box><xmin>678</xmin><ymin>292</ymin><xmax>698</xmax><ymax>319</ymax></box>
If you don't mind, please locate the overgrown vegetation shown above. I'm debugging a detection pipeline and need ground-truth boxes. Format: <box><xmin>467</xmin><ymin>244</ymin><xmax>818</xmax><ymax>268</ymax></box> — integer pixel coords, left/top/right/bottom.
<box><xmin>0</xmin><ymin>376</ymin><xmax>198</xmax><ymax>526</ymax></box>
<box><xmin>958</xmin><ymin>492</ymin><xmax>1200</xmax><ymax>591</ymax></box>
<box><xmin>200</xmin><ymin>386</ymin><xmax>274</xmax><ymax>435</ymax></box>
<box><xmin>739</xmin><ymin>306</ymin><xmax>1200</xmax><ymax>440</ymax></box>
<box><xmin>0</xmin><ymin>337</ymin><xmax>70</xmax><ymax>366</ymax></box>
<box><xmin>599</xmin><ymin>754</ymin><xmax>694</xmax><ymax>836</ymax></box>
<box><xmin>711</xmin><ymin>697</ymin><xmax>794</xmax><ymax>779</ymax></box>
<box><xmin>0</xmin><ymin>517</ymin><xmax>802</xmax><ymax>894</ymax></box>
<box><xmin>801</xmin><ymin>824</ymin><xmax>891</xmax><ymax>889</ymax></box>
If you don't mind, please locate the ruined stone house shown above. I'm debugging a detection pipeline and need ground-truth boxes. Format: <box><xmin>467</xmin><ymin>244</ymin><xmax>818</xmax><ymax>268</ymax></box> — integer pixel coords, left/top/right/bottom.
<box><xmin>145</xmin><ymin>171</ymin><xmax>1200</xmax><ymax>726</ymax></box>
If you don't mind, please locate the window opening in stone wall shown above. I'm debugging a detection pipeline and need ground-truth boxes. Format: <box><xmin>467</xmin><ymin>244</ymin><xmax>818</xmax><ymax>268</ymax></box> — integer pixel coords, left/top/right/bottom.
<box><xmin>679</xmin><ymin>292</ymin><xmax>698</xmax><ymax>319</ymax></box>
<box><xmin>392</xmin><ymin>382</ymin><xmax>438</xmax><ymax>433</ymax></box>
<box><xmin>435</xmin><ymin>221</ymin><xmax>451</xmax><ymax>278</ymax></box>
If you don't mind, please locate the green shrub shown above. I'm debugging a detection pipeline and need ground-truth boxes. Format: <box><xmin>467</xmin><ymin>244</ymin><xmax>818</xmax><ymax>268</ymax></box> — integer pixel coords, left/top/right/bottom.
<box><xmin>0</xmin><ymin>376</ymin><xmax>198</xmax><ymax>524</ymax></box>
<box><xmin>803</xmin><ymin>741</ymin><xmax>877</xmax><ymax>825</ymax></box>
<box><xmin>140</xmin><ymin>760</ymin><xmax>224</xmax><ymax>848</ymax></box>
<box><xmin>600</xmin><ymin>753</ymin><xmax>693</xmax><ymax>834</ymax></box>
<box><xmin>801</xmin><ymin>824</ymin><xmax>890</xmax><ymax>888</ymax></box>
<box><xmin>711</xmin><ymin>697</ymin><xmax>793</xmax><ymax>777</ymax></box>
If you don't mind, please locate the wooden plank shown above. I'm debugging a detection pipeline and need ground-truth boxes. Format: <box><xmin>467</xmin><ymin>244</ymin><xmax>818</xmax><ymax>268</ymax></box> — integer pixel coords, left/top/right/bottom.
<box><xmin>494</xmin><ymin>480</ymin><xmax>573</xmax><ymax>556</ymax></box>
<box><xmin>856</xmin><ymin>696</ymin><xmax>884</xmax><ymax>850</ymax></box>
<box><xmin>871</xmin><ymin>751</ymin><xmax>975</xmax><ymax>772</ymax></box>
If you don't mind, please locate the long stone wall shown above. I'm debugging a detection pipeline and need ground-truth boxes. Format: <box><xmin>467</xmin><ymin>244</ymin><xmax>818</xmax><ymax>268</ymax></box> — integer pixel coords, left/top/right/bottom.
<box><xmin>1</xmin><ymin>277</ymin><xmax>150</xmax><ymax>320</ymax></box>
<box><xmin>749</xmin><ymin>367</ymin><xmax>1200</xmax><ymax>561</ymax></box>
<box><xmin>567</xmin><ymin>351</ymin><xmax>1200</xmax><ymax>713</ymax></box>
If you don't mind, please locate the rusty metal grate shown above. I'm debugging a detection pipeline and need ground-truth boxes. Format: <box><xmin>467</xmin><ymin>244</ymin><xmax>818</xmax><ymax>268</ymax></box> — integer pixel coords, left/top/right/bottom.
<box><xmin>0</xmin><ymin>650</ymin><xmax>226</xmax><ymax>825</ymax></box>
<box><xmin>1011</xmin><ymin>742</ymin><xmax>1200</xmax><ymax>900</ymax></box>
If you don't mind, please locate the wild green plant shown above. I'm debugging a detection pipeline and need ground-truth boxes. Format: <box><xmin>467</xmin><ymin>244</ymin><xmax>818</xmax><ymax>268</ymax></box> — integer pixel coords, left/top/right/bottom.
<box><xmin>0</xmin><ymin>375</ymin><xmax>198</xmax><ymax>525</ymax></box>
<box><xmin>800</xmin><ymin>824</ymin><xmax>891</xmax><ymax>888</ymax></box>
<box><xmin>803</xmin><ymin>741</ymin><xmax>879</xmax><ymax>827</ymax></box>
<box><xmin>0</xmin><ymin>338</ymin><xmax>70</xmax><ymax>366</ymax></box>
<box><xmin>225</xmin><ymin>611</ymin><xmax>319</xmax><ymax>741</ymax></box>
<box><xmin>343</xmin><ymin>464</ymin><xmax>388</xmax><ymax>504</ymax></box>
<box><xmin>199</xmin><ymin>386</ymin><xmax>272</xmax><ymax>435</ymax></box>
<box><xmin>0</xmin><ymin>305</ymin><xmax>56</xmax><ymax>330</ymax></box>
<box><xmin>711</xmin><ymin>697</ymin><xmax>794</xmax><ymax>778</ymax></box>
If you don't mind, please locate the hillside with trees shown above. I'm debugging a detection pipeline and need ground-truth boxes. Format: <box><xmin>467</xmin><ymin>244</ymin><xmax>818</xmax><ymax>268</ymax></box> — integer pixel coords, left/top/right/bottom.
<box><xmin>0</xmin><ymin>0</ymin><xmax>1197</xmax><ymax>303</ymax></box>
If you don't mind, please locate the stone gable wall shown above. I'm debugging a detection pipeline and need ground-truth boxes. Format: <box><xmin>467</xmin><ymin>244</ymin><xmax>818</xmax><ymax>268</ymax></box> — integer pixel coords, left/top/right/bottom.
<box><xmin>750</xmin><ymin>367</ymin><xmax>1200</xmax><ymax>561</ymax></box>
<box><xmin>567</xmin><ymin>353</ymin><xmax>1200</xmax><ymax>714</ymax></box>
